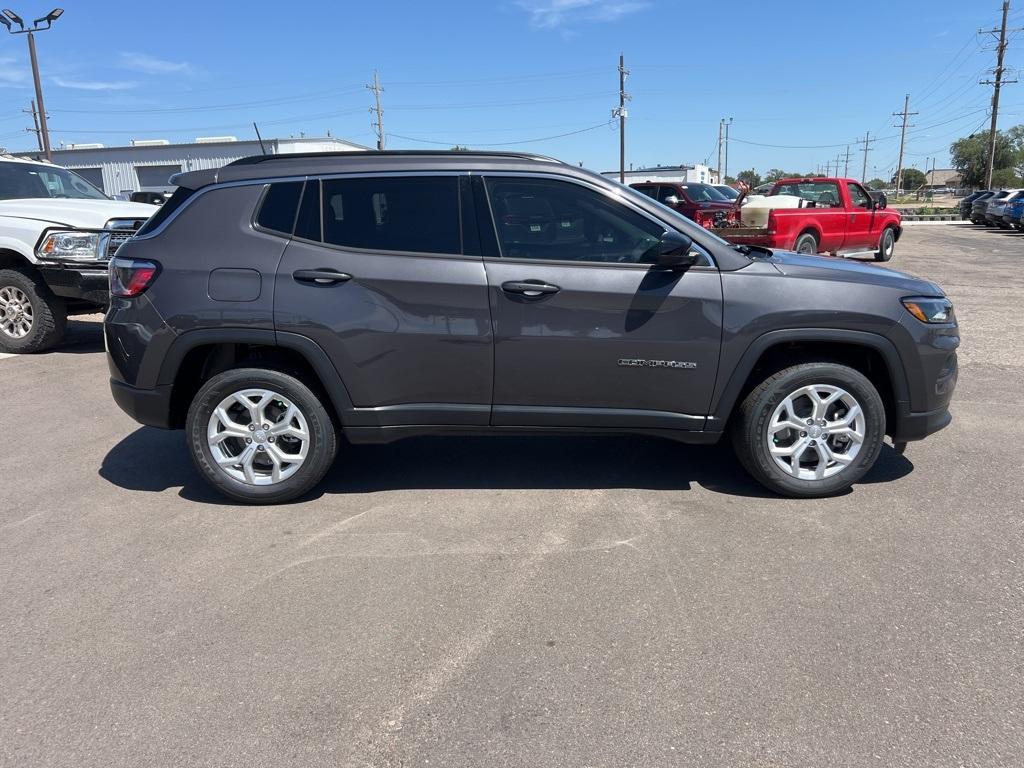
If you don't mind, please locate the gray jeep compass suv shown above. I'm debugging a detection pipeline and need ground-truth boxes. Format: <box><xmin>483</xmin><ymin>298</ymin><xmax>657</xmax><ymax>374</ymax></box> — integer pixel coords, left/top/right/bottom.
<box><xmin>105</xmin><ymin>151</ymin><xmax>958</xmax><ymax>504</ymax></box>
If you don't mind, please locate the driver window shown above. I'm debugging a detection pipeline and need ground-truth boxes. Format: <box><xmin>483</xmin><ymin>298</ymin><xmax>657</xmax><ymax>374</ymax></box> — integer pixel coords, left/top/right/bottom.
<box><xmin>848</xmin><ymin>183</ymin><xmax>871</xmax><ymax>209</ymax></box>
<box><xmin>485</xmin><ymin>177</ymin><xmax>664</xmax><ymax>264</ymax></box>
<box><xmin>657</xmin><ymin>186</ymin><xmax>680</xmax><ymax>204</ymax></box>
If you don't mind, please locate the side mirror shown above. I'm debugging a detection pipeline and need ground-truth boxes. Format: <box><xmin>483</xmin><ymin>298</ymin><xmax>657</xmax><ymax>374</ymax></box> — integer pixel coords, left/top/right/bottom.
<box><xmin>654</xmin><ymin>231</ymin><xmax>699</xmax><ymax>270</ymax></box>
<box><xmin>663</xmin><ymin>195</ymin><xmax>681</xmax><ymax>206</ymax></box>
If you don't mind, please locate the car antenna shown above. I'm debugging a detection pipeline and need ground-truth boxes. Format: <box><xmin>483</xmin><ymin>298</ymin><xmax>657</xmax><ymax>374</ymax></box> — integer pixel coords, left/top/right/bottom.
<box><xmin>253</xmin><ymin>122</ymin><xmax>267</xmax><ymax>155</ymax></box>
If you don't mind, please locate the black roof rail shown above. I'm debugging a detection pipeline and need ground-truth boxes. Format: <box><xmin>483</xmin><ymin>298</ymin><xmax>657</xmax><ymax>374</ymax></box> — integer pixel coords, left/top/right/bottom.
<box><xmin>226</xmin><ymin>149</ymin><xmax>563</xmax><ymax>167</ymax></box>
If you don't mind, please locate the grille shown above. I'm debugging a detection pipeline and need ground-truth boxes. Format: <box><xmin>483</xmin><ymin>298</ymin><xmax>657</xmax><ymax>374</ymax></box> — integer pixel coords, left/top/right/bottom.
<box><xmin>105</xmin><ymin>231</ymin><xmax>134</xmax><ymax>260</ymax></box>
<box><xmin>103</xmin><ymin>218</ymin><xmax>149</xmax><ymax>261</ymax></box>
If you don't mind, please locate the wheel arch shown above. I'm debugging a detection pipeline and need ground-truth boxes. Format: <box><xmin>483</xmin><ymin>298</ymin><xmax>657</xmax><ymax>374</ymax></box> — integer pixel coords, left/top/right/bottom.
<box><xmin>708</xmin><ymin>329</ymin><xmax>910</xmax><ymax>433</ymax></box>
<box><xmin>156</xmin><ymin>329</ymin><xmax>355</xmax><ymax>429</ymax></box>
<box><xmin>0</xmin><ymin>247</ymin><xmax>35</xmax><ymax>271</ymax></box>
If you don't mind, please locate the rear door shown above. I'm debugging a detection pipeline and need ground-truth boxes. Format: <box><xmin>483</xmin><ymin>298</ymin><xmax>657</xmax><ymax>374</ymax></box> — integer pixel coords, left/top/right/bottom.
<box><xmin>479</xmin><ymin>175</ymin><xmax>723</xmax><ymax>430</ymax></box>
<box><xmin>274</xmin><ymin>174</ymin><xmax>493</xmax><ymax>426</ymax></box>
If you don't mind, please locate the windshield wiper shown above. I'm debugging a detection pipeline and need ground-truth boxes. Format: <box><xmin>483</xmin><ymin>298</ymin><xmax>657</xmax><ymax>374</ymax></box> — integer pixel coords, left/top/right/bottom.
<box><xmin>732</xmin><ymin>243</ymin><xmax>774</xmax><ymax>258</ymax></box>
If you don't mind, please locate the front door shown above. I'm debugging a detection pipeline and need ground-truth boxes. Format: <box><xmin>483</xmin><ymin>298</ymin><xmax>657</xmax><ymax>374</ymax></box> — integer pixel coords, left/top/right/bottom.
<box><xmin>480</xmin><ymin>176</ymin><xmax>723</xmax><ymax>431</ymax></box>
<box><xmin>275</xmin><ymin>175</ymin><xmax>492</xmax><ymax>426</ymax></box>
<box><xmin>843</xmin><ymin>181</ymin><xmax>876</xmax><ymax>251</ymax></box>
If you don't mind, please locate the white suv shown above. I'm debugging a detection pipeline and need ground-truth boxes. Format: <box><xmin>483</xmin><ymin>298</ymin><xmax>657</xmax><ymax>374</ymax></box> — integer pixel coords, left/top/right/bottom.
<box><xmin>0</xmin><ymin>154</ymin><xmax>157</xmax><ymax>352</ymax></box>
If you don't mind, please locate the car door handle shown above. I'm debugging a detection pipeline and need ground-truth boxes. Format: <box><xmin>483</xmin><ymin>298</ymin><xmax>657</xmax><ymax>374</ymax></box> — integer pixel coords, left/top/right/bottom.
<box><xmin>293</xmin><ymin>269</ymin><xmax>352</xmax><ymax>285</ymax></box>
<box><xmin>501</xmin><ymin>280</ymin><xmax>560</xmax><ymax>297</ymax></box>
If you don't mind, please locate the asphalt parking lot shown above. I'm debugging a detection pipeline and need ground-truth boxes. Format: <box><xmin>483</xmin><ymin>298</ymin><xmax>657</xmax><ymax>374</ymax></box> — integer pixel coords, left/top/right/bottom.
<box><xmin>2</xmin><ymin>223</ymin><xmax>1022</xmax><ymax>768</ymax></box>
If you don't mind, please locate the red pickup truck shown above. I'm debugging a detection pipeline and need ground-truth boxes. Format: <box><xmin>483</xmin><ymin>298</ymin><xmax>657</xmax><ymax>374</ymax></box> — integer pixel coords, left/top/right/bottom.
<box><xmin>714</xmin><ymin>177</ymin><xmax>903</xmax><ymax>261</ymax></box>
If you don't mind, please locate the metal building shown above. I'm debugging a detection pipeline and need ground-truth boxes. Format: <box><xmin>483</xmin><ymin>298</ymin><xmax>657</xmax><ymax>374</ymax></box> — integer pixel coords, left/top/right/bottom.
<box><xmin>15</xmin><ymin>136</ymin><xmax>369</xmax><ymax>198</ymax></box>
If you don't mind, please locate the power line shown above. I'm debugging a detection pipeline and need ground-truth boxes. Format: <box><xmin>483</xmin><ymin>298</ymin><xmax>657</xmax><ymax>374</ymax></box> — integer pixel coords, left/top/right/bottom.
<box><xmin>387</xmin><ymin>121</ymin><xmax>614</xmax><ymax>147</ymax></box>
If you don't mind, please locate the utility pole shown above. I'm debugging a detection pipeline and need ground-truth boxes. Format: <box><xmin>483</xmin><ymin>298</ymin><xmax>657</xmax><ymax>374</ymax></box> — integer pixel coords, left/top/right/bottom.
<box><xmin>892</xmin><ymin>94</ymin><xmax>918</xmax><ymax>194</ymax></box>
<box><xmin>857</xmin><ymin>131</ymin><xmax>875</xmax><ymax>182</ymax></box>
<box><xmin>723</xmin><ymin>117</ymin><xmax>733</xmax><ymax>181</ymax></box>
<box><xmin>615</xmin><ymin>54</ymin><xmax>630</xmax><ymax>183</ymax></box>
<box><xmin>2</xmin><ymin>10</ymin><xmax>64</xmax><ymax>161</ymax></box>
<box><xmin>716</xmin><ymin>120</ymin><xmax>724</xmax><ymax>184</ymax></box>
<box><xmin>980</xmin><ymin>1</ymin><xmax>1022</xmax><ymax>188</ymax></box>
<box><xmin>24</xmin><ymin>100</ymin><xmax>42</xmax><ymax>152</ymax></box>
<box><xmin>367</xmin><ymin>70</ymin><xmax>385</xmax><ymax>151</ymax></box>
<box><xmin>843</xmin><ymin>145</ymin><xmax>852</xmax><ymax>177</ymax></box>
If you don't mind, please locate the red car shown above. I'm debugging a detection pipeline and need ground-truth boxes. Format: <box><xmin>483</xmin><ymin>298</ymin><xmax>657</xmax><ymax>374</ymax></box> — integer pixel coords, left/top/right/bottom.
<box><xmin>716</xmin><ymin>177</ymin><xmax>903</xmax><ymax>261</ymax></box>
<box><xmin>630</xmin><ymin>181</ymin><xmax>738</xmax><ymax>227</ymax></box>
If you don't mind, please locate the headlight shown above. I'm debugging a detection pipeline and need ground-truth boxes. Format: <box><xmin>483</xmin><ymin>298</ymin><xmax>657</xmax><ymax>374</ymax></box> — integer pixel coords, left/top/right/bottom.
<box><xmin>37</xmin><ymin>231</ymin><xmax>102</xmax><ymax>261</ymax></box>
<box><xmin>902</xmin><ymin>296</ymin><xmax>955</xmax><ymax>324</ymax></box>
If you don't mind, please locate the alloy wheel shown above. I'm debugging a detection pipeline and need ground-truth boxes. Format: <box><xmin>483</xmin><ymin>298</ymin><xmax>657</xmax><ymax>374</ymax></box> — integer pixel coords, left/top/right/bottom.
<box><xmin>766</xmin><ymin>384</ymin><xmax>865</xmax><ymax>481</ymax></box>
<box><xmin>207</xmin><ymin>389</ymin><xmax>310</xmax><ymax>485</ymax></box>
<box><xmin>0</xmin><ymin>286</ymin><xmax>33</xmax><ymax>339</ymax></box>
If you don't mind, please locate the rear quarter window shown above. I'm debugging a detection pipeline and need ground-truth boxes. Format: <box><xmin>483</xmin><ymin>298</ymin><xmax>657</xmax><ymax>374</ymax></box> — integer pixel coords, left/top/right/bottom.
<box><xmin>255</xmin><ymin>181</ymin><xmax>304</xmax><ymax>235</ymax></box>
<box><xmin>134</xmin><ymin>186</ymin><xmax>195</xmax><ymax>237</ymax></box>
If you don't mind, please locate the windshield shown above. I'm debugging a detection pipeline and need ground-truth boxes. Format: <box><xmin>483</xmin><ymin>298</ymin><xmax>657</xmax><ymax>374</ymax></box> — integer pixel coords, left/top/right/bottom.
<box><xmin>714</xmin><ymin>185</ymin><xmax>740</xmax><ymax>199</ymax></box>
<box><xmin>0</xmin><ymin>162</ymin><xmax>108</xmax><ymax>201</ymax></box>
<box><xmin>681</xmin><ymin>183</ymin><xmax>727</xmax><ymax>202</ymax></box>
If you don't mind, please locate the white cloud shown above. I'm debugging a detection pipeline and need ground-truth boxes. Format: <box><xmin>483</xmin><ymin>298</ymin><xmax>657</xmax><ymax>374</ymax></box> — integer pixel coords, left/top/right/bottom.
<box><xmin>0</xmin><ymin>57</ymin><xmax>28</xmax><ymax>87</ymax></box>
<box><xmin>119</xmin><ymin>52</ymin><xmax>194</xmax><ymax>75</ymax></box>
<box><xmin>52</xmin><ymin>77</ymin><xmax>138</xmax><ymax>91</ymax></box>
<box><xmin>518</xmin><ymin>0</ymin><xmax>649</xmax><ymax>29</ymax></box>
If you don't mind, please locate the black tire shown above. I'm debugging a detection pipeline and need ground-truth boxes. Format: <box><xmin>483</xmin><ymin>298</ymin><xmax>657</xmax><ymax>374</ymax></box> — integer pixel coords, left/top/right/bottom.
<box><xmin>0</xmin><ymin>266</ymin><xmax>66</xmax><ymax>354</ymax></box>
<box><xmin>186</xmin><ymin>367</ymin><xmax>337</xmax><ymax>504</ymax></box>
<box><xmin>731</xmin><ymin>363</ymin><xmax>886</xmax><ymax>498</ymax></box>
<box><xmin>793</xmin><ymin>232</ymin><xmax>818</xmax><ymax>255</ymax></box>
<box><xmin>875</xmin><ymin>227</ymin><xmax>896</xmax><ymax>262</ymax></box>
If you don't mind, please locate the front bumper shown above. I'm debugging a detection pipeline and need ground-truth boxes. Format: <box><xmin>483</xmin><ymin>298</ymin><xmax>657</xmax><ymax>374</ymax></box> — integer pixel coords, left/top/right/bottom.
<box><xmin>110</xmin><ymin>378</ymin><xmax>174</xmax><ymax>429</ymax></box>
<box><xmin>891</xmin><ymin>404</ymin><xmax>952</xmax><ymax>442</ymax></box>
<box><xmin>38</xmin><ymin>264</ymin><xmax>108</xmax><ymax>305</ymax></box>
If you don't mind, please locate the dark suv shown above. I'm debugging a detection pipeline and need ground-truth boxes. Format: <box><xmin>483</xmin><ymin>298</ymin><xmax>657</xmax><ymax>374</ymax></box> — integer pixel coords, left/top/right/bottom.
<box><xmin>105</xmin><ymin>151</ymin><xmax>959</xmax><ymax>504</ymax></box>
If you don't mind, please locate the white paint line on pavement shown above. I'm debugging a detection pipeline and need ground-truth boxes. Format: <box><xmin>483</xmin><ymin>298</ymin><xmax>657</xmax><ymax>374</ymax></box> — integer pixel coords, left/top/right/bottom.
<box><xmin>0</xmin><ymin>352</ymin><xmax>17</xmax><ymax>360</ymax></box>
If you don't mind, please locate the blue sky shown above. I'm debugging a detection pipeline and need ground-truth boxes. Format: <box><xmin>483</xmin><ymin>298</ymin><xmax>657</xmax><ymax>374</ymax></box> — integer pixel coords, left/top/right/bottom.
<box><xmin>1</xmin><ymin>0</ymin><xmax>1022</xmax><ymax>179</ymax></box>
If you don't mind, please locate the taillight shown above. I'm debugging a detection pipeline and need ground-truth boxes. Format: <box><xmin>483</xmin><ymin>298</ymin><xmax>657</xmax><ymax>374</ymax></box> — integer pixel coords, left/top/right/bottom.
<box><xmin>767</xmin><ymin>211</ymin><xmax>777</xmax><ymax>234</ymax></box>
<box><xmin>109</xmin><ymin>257</ymin><xmax>159</xmax><ymax>297</ymax></box>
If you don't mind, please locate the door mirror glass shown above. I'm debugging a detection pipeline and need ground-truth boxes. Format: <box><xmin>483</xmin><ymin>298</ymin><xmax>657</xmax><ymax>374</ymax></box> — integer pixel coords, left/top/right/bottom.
<box><xmin>654</xmin><ymin>230</ymin><xmax>698</xmax><ymax>270</ymax></box>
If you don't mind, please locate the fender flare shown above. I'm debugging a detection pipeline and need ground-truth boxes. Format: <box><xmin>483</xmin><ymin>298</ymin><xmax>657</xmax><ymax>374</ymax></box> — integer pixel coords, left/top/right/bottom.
<box><xmin>707</xmin><ymin>328</ymin><xmax>911</xmax><ymax>430</ymax></box>
<box><xmin>155</xmin><ymin>328</ymin><xmax>356</xmax><ymax>423</ymax></box>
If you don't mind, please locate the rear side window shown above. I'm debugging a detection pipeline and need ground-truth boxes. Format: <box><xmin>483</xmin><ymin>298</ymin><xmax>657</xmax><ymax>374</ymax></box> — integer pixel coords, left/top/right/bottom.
<box><xmin>255</xmin><ymin>181</ymin><xmax>303</xmax><ymax>235</ymax></box>
<box><xmin>320</xmin><ymin>176</ymin><xmax>461</xmax><ymax>254</ymax></box>
<box><xmin>134</xmin><ymin>186</ymin><xmax>195</xmax><ymax>237</ymax></box>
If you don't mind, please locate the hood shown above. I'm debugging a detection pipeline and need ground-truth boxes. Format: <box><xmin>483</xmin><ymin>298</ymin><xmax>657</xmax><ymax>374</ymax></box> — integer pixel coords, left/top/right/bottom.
<box><xmin>0</xmin><ymin>198</ymin><xmax>157</xmax><ymax>228</ymax></box>
<box><xmin>767</xmin><ymin>251</ymin><xmax>944</xmax><ymax>295</ymax></box>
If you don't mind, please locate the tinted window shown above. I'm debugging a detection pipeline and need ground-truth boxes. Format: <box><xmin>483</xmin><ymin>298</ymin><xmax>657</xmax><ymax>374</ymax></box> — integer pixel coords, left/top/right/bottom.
<box><xmin>134</xmin><ymin>186</ymin><xmax>195</xmax><ymax>237</ymax></box>
<box><xmin>657</xmin><ymin>186</ymin><xmax>681</xmax><ymax>204</ymax></box>
<box><xmin>320</xmin><ymin>176</ymin><xmax>460</xmax><ymax>254</ymax></box>
<box><xmin>295</xmin><ymin>180</ymin><xmax>321</xmax><ymax>241</ymax></box>
<box><xmin>255</xmin><ymin>181</ymin><xmax>303</xmax><ymax>235</ymax></box>
<box><xmin>633</xmin><ymin>185</ymin><xmax>658</xmax><ymax>200</ymax></box>
<box><xmin>484</xmin><ymin>177</ymin><xmax>664</xmax><ymax>264</ymax></box>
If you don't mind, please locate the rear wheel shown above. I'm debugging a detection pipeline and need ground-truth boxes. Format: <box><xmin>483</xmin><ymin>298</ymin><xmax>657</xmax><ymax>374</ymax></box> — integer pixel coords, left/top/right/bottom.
<box><xmin>875</xmin><ymin>227</ymin><xmax>895</xmax><ymax>262</ymax></box>
<box><xmin>0</xmin><ymin>267</ymin><xmax>66</xmax><ymax>354</ymax></box>
<box><xmin>186</xmin><ymin>368</ymin><xmax>337</xmax><ymax>504</ymax></box>
<box><xmin>794</xmin><ymin>232</ymin><xmax>818</xmax><ymax>255</ymax></box>
<box><xmin>732</xmin><ymin>363</ymin><xmax>886</xmax><ymax>497</ymax></box>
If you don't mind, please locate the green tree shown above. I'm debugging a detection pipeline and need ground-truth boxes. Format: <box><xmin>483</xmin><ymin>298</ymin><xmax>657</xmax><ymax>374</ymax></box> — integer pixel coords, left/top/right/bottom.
<box><xmin>893</xmin><ymin>168</ymin><xmax>927</xmax><ymax>190</ymax></box>
<box><xmin>736</xmin><ymin>169</ymin><xmax>762</xmax><ymax>187</ymax></box>
<box><xmin>866</xmin><ymin>178</ymin><xmax>887</xmax><ymax>190</ymax></box>
<box><xmin>950</xmin><ymin>129</ymin><xmax>1017</xmax><ymax>187</ymax></box>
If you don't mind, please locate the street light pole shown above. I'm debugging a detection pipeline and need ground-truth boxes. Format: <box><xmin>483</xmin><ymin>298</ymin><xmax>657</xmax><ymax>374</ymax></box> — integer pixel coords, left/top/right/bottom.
<box><xmin>2</xmin><ymin>8</ymin><xmax>64</xmax><ymax>161</ymax></box>
<box><xmin>26</xmin><ymin>31</ymin><xmax>51</xmax><ymax>160</ymax></box>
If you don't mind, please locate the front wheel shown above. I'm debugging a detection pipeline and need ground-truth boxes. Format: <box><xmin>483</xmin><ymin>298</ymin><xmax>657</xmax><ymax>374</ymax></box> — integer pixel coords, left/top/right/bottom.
<box><xmin>875</xmin><ymin>227</ymin><xmax>895</xmax><ymax>262</ymax></box>
<box><xmin>186</xmin><ymin>368</ymin><xmax>338</xmax><ymax>504</ymax></box>
<box><xmin>0</xmin><ymin>267</ymin><xmax>67</xmax><ymax>354</ymax></box>
<box><xmin>732</xmin><ymin>363</ymin><xmax>886</xmax><ymax>497</ymax></box>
